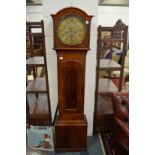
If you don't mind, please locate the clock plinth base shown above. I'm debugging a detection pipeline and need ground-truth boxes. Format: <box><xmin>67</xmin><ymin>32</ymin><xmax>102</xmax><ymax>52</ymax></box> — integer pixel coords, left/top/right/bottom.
<box><xmin>55</xmin><ymin>115</ymin><xmax>87</xmax><ymax>151</ymax></box>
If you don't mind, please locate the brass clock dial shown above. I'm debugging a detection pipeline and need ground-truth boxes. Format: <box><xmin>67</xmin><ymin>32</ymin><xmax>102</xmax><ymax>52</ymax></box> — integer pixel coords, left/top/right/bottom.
<box><xmin>57</xmin><ymin>15</ymin><xmax>87</xmax><ymax>46</ymax></box>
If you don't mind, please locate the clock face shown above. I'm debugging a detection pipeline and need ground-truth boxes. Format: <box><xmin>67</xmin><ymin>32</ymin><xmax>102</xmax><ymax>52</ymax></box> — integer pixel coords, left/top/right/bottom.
<box><xmin>57</xmin><ymin>15</ymin><xmax>87</xmax><ymax>46</ymax></box>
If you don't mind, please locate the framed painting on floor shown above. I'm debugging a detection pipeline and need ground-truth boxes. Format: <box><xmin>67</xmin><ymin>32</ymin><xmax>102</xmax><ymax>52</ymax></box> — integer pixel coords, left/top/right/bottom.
<box><xmin>27</xmin><ymin>126</ymin><xmax>54</xmax><ymax>151</ymax></box>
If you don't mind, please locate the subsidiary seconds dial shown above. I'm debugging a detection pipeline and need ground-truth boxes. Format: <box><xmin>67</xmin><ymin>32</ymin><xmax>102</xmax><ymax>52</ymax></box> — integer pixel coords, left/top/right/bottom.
<box><xmin>57</xmin><ymin>15</ymin><xmax>87</xmax><ymax>46</ymax></box>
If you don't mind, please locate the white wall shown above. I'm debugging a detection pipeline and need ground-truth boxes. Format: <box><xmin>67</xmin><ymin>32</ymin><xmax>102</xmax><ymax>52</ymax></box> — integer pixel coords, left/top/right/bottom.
<box><xmin>26</xmin><ymin>5</ymin><xmax>129</xmax><ymax>26</ymax></box>
<box><xmin>26</xmin><ymin>5</ymin><xmax>43</xmax><ymax>21</ymax></box>
<box><xmin>98</xmin><ymin>6</ymin><xmax>129</xmax><ymax>26</ymax></box>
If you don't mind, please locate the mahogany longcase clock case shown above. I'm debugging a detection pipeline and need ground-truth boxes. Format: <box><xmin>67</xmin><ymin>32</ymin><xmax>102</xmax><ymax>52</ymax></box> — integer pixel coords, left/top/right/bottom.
<box><xmin>51</xmin><ymin>7</ymin><xmax>93</xmax><ymax>151</ymax></box>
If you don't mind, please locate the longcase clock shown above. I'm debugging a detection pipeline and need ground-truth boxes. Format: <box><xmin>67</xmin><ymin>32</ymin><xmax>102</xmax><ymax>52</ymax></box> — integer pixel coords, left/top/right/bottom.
<box><xmin>51</xmin><ymin>7</ymin><xmax>93</xmax><ymax>151</ymax></box>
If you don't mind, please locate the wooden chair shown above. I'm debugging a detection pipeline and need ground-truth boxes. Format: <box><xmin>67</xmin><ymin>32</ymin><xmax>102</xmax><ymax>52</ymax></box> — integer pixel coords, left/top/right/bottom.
<box><xmin>112</xmin><ymin>93</ymin><xmax>129</xmax><ymax>155</ymax></box>
<box><xmin>93</xmin><ymin>19</ymin><xmax>128</xmax><ymax>134</ymax></box>
<box><xmin>26</xmin><ymin>20</ymin><xmax>52</xmax><ymax>126</ymax></box>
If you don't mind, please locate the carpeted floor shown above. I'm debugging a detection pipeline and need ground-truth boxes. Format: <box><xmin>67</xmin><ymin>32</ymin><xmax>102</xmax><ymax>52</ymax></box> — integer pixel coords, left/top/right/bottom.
<box><xmin>27</xmin><ymin>135</ymin><xmax>105</xmax><ymax>155</ymax></box>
